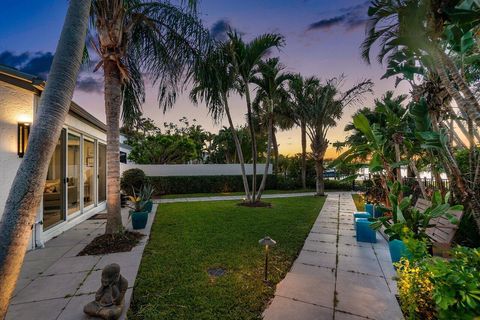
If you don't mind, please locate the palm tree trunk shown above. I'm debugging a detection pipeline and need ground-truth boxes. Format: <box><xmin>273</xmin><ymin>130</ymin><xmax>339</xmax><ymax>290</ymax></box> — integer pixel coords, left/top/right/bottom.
<box><xmin>222</xmin><ymin>93</ymin><xmax>251</xmax><ymax>201</ymax></box>
<box><xmin>272</xmin><ymin>129</ymin><xmax>279</xmax><ymax>176</ymax></box>
<box><xmin>394</xmin><ymin>142</ymin><xmax>402</xmax><ymax>182</ymax></box>
<box><xmin>314</xmin><ymin>157</ymin><xmax>324</xmax><ymax>196</ymax></box>
<box><xmin>433</xmin><ymin>50</ymin><xmax>480</xmax><ymax>126</ymax></box>
<box><xmin>244</xmin><ymin>86</ymin><xmax>258</xmax><ymax>202</ymax></box>
<box><xmin>257</xmin><ymin>115</ymin><xmax>273</xmax><ymax>200</ymax></box>
<box><xmin>0</xmin><ymin>0</ymin><xmax>91</xmax><ymax>316</ymax></box>
<box><xmin>301</xmin><ymin>121</ymin><xmax>307</xmax><ymax>189</ymax></box>
<box><xmin>404</xmin><ymin>147</ymin><xmax>428</xmax><ymax>200</ymax></box>
<box><xmin>104</xmin><ymin>59</ymin><xmax>123</xmax><ymax>234</ymax></box>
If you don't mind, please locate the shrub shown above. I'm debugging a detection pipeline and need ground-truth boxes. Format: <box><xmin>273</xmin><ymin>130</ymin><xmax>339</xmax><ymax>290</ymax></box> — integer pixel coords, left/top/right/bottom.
<box><xmin>396</xmin><ymin>246</ymin><xmax>480</xmax><ymax>320</ymax></box>
<box><xmin>396</xmin><ymin>258</ymin><xmax>436</xmax><ymax>320</ymax></box>
<box><xmin>147</xmin><ymin>175</ymin><xmax>278</xmax><ymax>196</ymax></box>
<box><xmin>121</xmin><ymin>169</ymin><xmax>146</xmax><ymax>195</ymax></box>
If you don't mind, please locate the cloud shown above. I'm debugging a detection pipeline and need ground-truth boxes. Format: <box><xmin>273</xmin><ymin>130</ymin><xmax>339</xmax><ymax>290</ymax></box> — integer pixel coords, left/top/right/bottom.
<box><xmin>0</xmin><ymin>50</ymin><xmax>102</xmax><ymax>93</ymax></box>
<box><xmin>77</xmin><ymin>76</ymin><xmax>103</xmax><ymax>94</ymax></box>
<box><xmin>210</xmin><ymin>19</ymin><xmax>232</xmax><ymax>41</ymax></box>
<box><xmin>307</xmin><ymin>1</ymin><xmax>369</xmax><ymax>32</ymax></box>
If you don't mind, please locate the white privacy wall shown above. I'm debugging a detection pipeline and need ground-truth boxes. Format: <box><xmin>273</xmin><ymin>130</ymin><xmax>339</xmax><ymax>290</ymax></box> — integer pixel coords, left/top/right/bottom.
<box><xmin>120</xmin><ymin>163</ymin><xmax>272</xmax><ymax>176</ymax></box>
<box><xmin>0</xmin><ymin>81</ymin><xmax>34</xmax><ymax>220</ymax></box>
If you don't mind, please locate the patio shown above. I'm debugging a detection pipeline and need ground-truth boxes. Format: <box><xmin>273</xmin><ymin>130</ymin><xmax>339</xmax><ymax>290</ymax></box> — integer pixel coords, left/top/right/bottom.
<box><xmin>6</xmin><ymin>206</ymin><xmax>157</xmax><ymax>320</ymax></box>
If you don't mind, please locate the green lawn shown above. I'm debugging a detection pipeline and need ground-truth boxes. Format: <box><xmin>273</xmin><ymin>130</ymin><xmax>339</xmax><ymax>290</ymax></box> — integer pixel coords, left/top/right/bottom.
<box><xmin>157</xmin><ymin>189</ymin><xmax>316</xmax><ymax>199</ymax></box>
<box><xmin>129</xmin><ymin>196</ymin><xmax>326</xmax><ymax>320</ymax></box>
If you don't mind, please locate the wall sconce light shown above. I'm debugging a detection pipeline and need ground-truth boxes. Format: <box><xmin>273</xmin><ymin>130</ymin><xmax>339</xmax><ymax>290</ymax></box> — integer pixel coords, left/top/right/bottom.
<box><xmin>17</xmin><ymin>122</ymin><xmax>30</xmax><ymax>158</ymax></box>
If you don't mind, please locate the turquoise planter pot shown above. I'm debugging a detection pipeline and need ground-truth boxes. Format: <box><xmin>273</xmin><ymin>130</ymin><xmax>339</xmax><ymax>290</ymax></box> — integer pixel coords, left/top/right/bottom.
<box><xmin>131</xmin><ymin>210</ymin><xmax>149</xmax><ymax>230</ymax></box>
<box><xmin>364</xmin><ymin>203</ymin><xmax>374</xmax><ymax>216</ymax></box>
<box><xmin>388</xmin><ymin>239</ymin><xmax>412</xmax><ymax>263</ymax></box>
<box><xmin>143</xmin><ymin>200</ymin><xmax>153</xmax><ymax>213</ymax></box>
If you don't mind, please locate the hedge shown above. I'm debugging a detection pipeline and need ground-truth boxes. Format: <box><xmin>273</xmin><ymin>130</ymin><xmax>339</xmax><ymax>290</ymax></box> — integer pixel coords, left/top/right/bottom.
<box><xmin>146</xmin><ymin>175</ymin><xmax>357</xmax><ymax>196</ymax></box>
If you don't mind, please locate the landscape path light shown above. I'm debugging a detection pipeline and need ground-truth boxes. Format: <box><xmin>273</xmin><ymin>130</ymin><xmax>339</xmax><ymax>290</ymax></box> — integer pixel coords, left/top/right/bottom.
<box><xmin>259</xmin><ymin>236</ymin><xmax>276</xmax><ymax>282</ymax></box>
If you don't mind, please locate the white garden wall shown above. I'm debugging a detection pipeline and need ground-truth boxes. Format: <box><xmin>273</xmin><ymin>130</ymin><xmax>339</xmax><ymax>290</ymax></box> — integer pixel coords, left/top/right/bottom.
<box><xmin>120</xmin><ymin>163</ymin><xmax>272</xmax><ymax>176</ymax></box>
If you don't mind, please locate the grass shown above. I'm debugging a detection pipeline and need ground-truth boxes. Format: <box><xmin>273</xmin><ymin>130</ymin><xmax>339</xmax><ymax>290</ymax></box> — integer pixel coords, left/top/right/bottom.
<box><xmin>129</xmin><ymin>196</ymin><xmax>326</xmax><ymax>320</ymax></box>
<box><xmin>352</xmin><ymin>193</ymin><xmax>365</xmax><ymax>211</ymax></box>
<box><xmin>157</xmin><ymin>189</ymin><xmax>316</xmax><ymax>199</ymax></box>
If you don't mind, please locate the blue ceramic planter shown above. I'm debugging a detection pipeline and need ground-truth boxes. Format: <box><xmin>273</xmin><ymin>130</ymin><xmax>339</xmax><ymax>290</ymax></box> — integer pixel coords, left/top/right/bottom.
<box><xmin>131</xmin><ymin>210</ymin><xmax>149</xmax><ymax>229</ymax></box>
<box><xmin>356</xmin><ymin>219</ymin><xmax>376</xmax><ymax>243</ymax></box>
<box><xmin>388</xmin><ymin>239</ymin><xmax>412</xmax><ymax>263</ymax></box>
<box><xmin>364</xmin><ymin>203</ymin><xmax>374</xmax><ymax>216</ymax></box>
<box><xmin>143</xmin><ymin>200</ymin><xmax>153</xmax><ymax>213</ymax></box>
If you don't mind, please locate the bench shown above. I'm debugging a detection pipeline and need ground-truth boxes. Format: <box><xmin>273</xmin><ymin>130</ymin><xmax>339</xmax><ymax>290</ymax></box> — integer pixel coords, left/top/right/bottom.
<box><xmin>414</xmin><ymin>198</ymin><xmax>463</xmax><ymax>257</ymax></box>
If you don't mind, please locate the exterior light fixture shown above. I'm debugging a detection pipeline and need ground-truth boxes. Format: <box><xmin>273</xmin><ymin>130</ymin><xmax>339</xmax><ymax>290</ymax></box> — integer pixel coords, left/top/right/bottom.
<box><xmin>259</xmin><ymin>236</ymin><xmax>276</xmax><ymax>282</ymax></box>
<box><xmin>17</xmin><ymin>122</ymin><xmax>30</xmax><ymax>158</ymax></box>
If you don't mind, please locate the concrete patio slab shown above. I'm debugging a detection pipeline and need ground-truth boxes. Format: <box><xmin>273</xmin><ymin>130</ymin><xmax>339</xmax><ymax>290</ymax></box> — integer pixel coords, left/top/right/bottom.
<box><xmin>8</xmin><ymin>205</ymin><xmax>158</xmax><ymax>320</ymax></box>
<box><xmin>263</xmin><ymin>192</ymin><xmax>403</xmax><ymax>320</ymax></box>
<box><xmin>263</xmin><ymin>296</ymin><xmax>333</xmax><ymax>320</ymax></box>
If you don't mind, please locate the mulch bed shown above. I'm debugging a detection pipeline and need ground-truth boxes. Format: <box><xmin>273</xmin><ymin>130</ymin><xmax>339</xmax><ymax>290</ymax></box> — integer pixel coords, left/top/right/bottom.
<box><xmin>78</xmin><ymin>231</ymin><xmax>144</xmax><ymax>256</ymax></box>
<box><xmin>237</xmin><ymin>201</ymin><xmax>272</xmax><ymax>208</ymax></box>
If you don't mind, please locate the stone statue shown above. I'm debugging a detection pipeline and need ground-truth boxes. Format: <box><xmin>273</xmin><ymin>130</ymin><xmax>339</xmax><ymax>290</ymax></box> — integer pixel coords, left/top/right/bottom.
<box><xmin>83</xmin><ymin>263</ymin><xmax>128</xmax><ymax>320</ymax></box>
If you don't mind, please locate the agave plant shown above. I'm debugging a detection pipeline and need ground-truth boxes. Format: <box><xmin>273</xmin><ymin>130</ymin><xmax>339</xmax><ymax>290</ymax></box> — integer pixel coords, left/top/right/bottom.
<box><xmin>128</xmin><ymin>187</ymin><xmax>147</xmax><ymax>213</ymax></box>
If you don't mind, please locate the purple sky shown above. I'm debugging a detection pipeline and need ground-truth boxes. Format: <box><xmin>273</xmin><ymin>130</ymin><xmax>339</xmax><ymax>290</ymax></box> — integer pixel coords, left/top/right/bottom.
<box><xmin>0</xmin><ymin>0</ymin><xmax>409</xmax><ymax>157</ymax></box>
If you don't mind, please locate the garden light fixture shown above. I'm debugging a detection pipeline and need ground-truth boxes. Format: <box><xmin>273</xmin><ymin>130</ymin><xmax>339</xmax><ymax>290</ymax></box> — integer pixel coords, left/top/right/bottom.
<box><xmin>259</xmin><ymin>236</ymin><xmax>276</xmax><ymax>282</ymax></box>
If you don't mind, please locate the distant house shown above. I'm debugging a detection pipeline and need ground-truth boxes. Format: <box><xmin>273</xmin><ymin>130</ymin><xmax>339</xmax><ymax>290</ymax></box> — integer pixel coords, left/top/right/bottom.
<box><xmin>0</xmin><ymin>64</ymin><xmax>129</xmax><ymax>250</ymax></box>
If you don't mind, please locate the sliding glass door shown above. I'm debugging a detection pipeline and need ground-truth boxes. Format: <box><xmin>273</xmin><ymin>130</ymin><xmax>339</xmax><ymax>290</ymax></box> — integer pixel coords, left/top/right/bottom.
<box><xmin>43</xmin><ymin>129</ymin><xmax>66</xmax><ymax>229</ymax></box>
<box><xmin>98</xmin><ymin>143</ymin><xmax>107</xmax><ymax>203</ymax></box>
<box><xmin>67</xmin><ymin>133</ymin><xmax>81</xmax><ymax>215</ymax></box>
<box><xmin>83</xmin><ymin>138</ymin><xmax>96</xmax><ymax>208</ymax></box>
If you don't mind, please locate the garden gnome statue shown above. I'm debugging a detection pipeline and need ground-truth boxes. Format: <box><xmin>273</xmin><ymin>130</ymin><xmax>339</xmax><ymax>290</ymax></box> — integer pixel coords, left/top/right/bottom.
<box><xmin>83</xmin><ymin>263</ymin><xmax>128</xmax><ymax>320</ymax></box>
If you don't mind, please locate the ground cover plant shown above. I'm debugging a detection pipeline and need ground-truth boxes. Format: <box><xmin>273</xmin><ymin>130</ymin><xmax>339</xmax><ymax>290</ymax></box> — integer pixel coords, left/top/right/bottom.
<box><xmin>129</xmin><ymin>196</ymin><xmax>325</xmax><ymax>319</ymax></box>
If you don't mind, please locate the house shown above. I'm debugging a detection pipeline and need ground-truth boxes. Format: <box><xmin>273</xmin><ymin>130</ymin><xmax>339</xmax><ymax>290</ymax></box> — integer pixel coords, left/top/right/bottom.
<box><xmin>0</xmin><ymin>64</ymin><xmax>129</xmax><ymax>250</ymax></box>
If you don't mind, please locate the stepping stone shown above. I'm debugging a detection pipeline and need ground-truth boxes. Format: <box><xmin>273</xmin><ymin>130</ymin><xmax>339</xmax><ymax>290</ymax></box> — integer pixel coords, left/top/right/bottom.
<box><xmin>263</xmin><ymin>296</ymin><xmax>333</xmax><ymax>320</ymax></box>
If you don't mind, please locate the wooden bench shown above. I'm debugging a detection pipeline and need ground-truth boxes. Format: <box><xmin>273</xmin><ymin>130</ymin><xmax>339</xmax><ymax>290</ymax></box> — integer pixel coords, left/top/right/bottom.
<box><xmin>414</xmin><ymin>198</ymin><xmax>463</xmax><ymax>257</ymax></box>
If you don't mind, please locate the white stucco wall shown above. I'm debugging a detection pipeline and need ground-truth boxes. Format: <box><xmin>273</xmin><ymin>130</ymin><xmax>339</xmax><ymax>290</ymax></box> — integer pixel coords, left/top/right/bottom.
<box><xmin>64</xmin><ymin>114</ymin><xmax>106</xmax><ymax>142</ymax></box>
<box><xmin>120</xmin><ymin>163</ymin><xmax>272</xmax><ymax>176</ymax></box>
<box><xmin>0</xmin><ymin>81</ymin><xmax>34</xmax><ymax>220</ymax></box>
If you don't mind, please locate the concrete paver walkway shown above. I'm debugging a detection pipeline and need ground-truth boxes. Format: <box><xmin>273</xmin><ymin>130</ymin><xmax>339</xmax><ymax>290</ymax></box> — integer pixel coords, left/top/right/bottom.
<box><xmin>7</xmin><ymin>205</ymin><xmax>157</xmax><ymax>320</ymax></box>
<box><xmin>263</xmin><ymin>192</ymin><xmax>403</xmax><ymax>320</ymax></box>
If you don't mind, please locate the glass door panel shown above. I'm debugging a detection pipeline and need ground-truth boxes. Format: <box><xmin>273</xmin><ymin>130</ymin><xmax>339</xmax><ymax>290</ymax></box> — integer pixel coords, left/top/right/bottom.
<box><xmin>67</xmin><ymin>134</ymin><xmax>81</xmax><ymax>215</ymax></box>
<box><xmin>43</xmin><ymin>130</ymin><xmax>65</xmax><ymax>229</ymax></box>
<box><xmin>84</xmin><ymin>139</ymin><xmax>95</xmax><ymax>208</ymax></box>
<box><xmin>98</xmin><ymin>143</ymin><xmax>107</xmax><ymax>203</ymax></box>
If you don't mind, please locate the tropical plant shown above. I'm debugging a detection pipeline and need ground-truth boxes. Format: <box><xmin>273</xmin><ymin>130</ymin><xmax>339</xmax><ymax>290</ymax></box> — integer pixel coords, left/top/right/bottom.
<box><xmin>140</xmin><ymin>183</ymin><xmax>155</xmax><ymax>202</ymax></box>
<box><xmin>305</xmin><ymin>77</ymin><xmax>373</xmax><ymax>196</ymax></box>
<box><xmin>287</xmin><ymin>75</ymin><xmax>320</xmax><ymax>189</ymax></box>
<box><xmin>190</xmin><ymin>41</ymin><xmax>252</xmax><ymax>199</ymax></box>
<box><xmin>127</xmin><ymin>187</ymin><xmax>147</xmax><ymax>212</ymax></box>
<box><xmin>0</xmin><ymin>0</ymin><xmax>91</xmax><ymax>316</ymax></box>
<box><xmin>87</xmin><ymin>0</ymin><xmax>209</xmax><ymax>233</ymax></box>
<box><xmin>120</xmin><ymin>168</ymin><xmax>146</xmax><ymax>195</ymax></box>
<box><xmin>371</xmin><ymin>182</ymin><xmax>463</xmax><ymax>241</ymax></box>
<box><xmin>251</xmin><ymin>57</ymin><xmax>293</xmax><ymax>198</ymax></box>
<box><xmin>227</xmin><ymin>31</ymin><xmax>285</xmax><ymax>203</ymax></box>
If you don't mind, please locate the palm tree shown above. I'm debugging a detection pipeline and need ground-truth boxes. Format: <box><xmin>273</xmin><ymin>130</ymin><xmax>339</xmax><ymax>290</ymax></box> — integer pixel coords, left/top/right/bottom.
<box><xmin>251</xmin><ymin>58</ymin><xmax>293</xmax><ymax>199</ymax></box>
<box><xmin>190</xmin><ymin>43</ymin><xmax>252</xmax><ymax>200</ymax></box>
<box><xmin>305</xmin><ymin>77</ymin><xmax>373</xmax><ymax>196</ymax></box>
<box><xmin>0</xmin><ymin>0</ymin><xmax>91</xmax><ymax>315</ymax></box>
<box><xmin>227</xmin><ymin>31</ymin><xmax>284</xmax><ymax>203</ymax></box>
<box><xmin>88</xmin><ymin>0</ymin><xmax>209</xmax><ymax>233</ymax></box>
<box><xmin>287</xmin><ymin>75</ymin><xmax>320</xmax><ymax>189</ymax></box>
<box><xmin>362</xmin><ymin>0</ymin><xmax>480</xmax><ymax>129</ymax></box>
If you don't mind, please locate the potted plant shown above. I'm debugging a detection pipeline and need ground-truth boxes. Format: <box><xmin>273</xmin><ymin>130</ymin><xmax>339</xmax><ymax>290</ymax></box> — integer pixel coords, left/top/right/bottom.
<box><xmin>141</xmin><ymin>183</ymin><xmax>155</xmax><ymax>213</ymax></box>
<box><xmin>371</xmin><ymin>182</ymin><xmax>462</xmax><ymax>263</ymax></box>
<box><xmin>128</xmin><ymin>188</ymin><xmax>149</xmax><ymax>229</ymax></box>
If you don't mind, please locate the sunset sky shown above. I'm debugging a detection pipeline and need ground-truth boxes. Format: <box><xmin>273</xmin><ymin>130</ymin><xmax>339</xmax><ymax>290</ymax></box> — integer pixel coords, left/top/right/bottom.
<box><xmin>0</xmin><ymin>0</ymin><xmax>409</xmax><ymax>158</ymax></box>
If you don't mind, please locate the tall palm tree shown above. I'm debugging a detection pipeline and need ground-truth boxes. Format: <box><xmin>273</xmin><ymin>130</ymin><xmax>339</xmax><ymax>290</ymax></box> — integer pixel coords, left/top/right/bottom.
<box><xmin>0</xmin><ymin>0</ymin><xmax>91</xmax><ymax>315</ymax></box>
<box><xmin>190</xmin><ymin>43</ymin><xmax>252</xmax><ymax>200</ymax></box>
<box><xmin>288</xmin><ymin>75</ymin><xmax>320</xmax><ymax>189</ymax></box>
<box><xmin>88</xmin><ymin>0</ymin><xmax>209</xmax><ymax>233</ymax></box>
<box><xmin>251</xmin><ymin>58</ymin><xmax>293</xmax><ymax>199</ymax></box>
<box><xmin>227</xmin><ymin>31</ymin><xmax>284</xmax><ymax>203</ymax></box>
<box><xmin>305</xmin><ymin>77</ymin><xmax>373</xmax><ymax>196</ymax></box>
